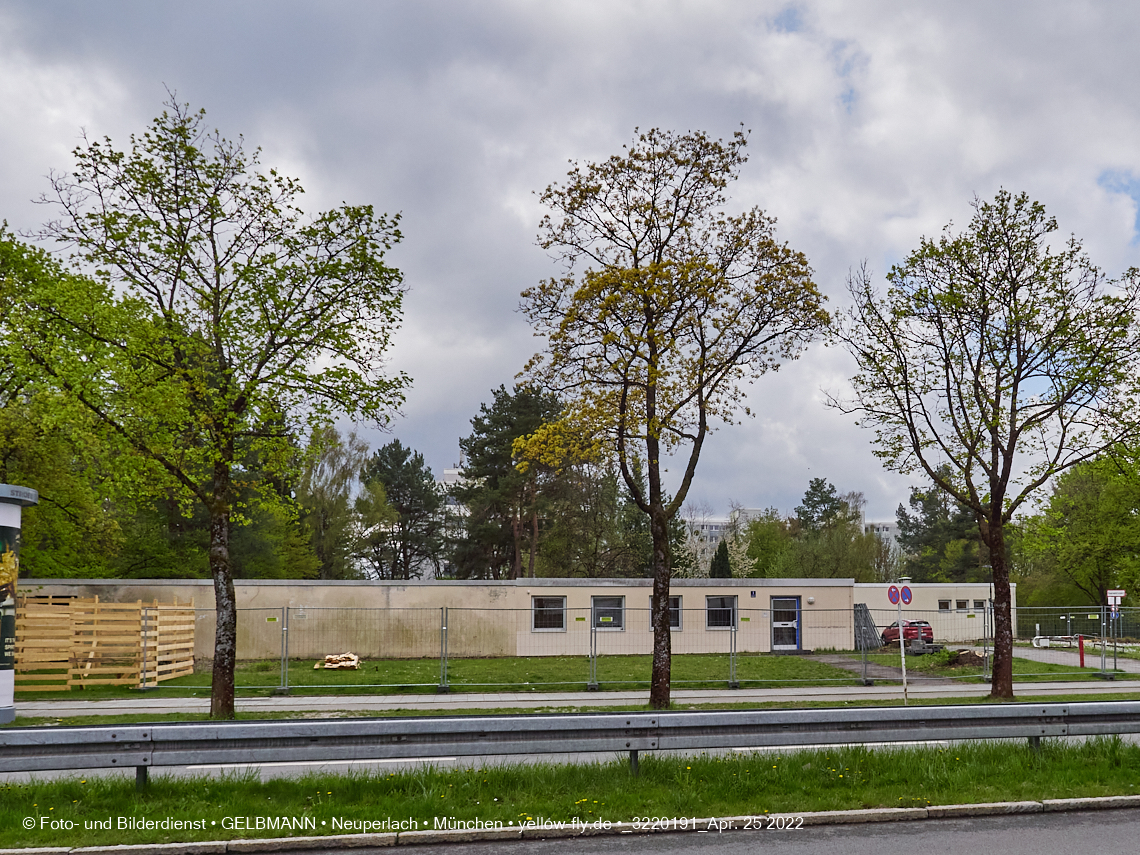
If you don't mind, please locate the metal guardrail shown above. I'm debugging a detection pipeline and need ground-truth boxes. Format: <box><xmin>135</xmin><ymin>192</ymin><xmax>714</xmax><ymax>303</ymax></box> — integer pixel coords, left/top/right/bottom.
<box><xmin>3</xmin><ymin>701</ymin><xmax>1140</xmax><ymax>788</ymax></box>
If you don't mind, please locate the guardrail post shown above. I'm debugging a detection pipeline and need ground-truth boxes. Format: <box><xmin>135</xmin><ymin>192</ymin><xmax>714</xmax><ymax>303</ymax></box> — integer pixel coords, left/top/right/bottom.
<box><xmin>588</xmin><ymin>620</ymin><xmax>597</xmax><ymax>693</ymax></box>
<box><xmin>629</xmin><ymin>749</ymin><xmax>639</xmax><ymax>776</ymax></box>
<box><xmin>136</xmin><ymin>764</ymin><xmax>148</xmax><ymax>791</ymax></box>
<box><xmin>437</xmin><ymin>607</ymin><xmax>450</xmax><ymax>693</ymax></box>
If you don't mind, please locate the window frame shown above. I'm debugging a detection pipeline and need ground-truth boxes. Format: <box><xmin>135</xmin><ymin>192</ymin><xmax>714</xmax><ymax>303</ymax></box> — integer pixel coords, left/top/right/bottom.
<box><xmin>591</xmin><ymin>595</ymin><xmax>625</xmax><ymax>631</ymax></box>
<box><xmin>531</xmin><ymin>596</ymin><xmax>566</xmax><ymax>632</ymax></box>
<box><xmin>938</xmin><ymin>599</ymin><xmax>951</xmax><ymax>612</ymax></box>
<box><xmin>705</xmin><ymin>595</ymin><xmax>738</xmax><ymax>630</ymax></box>
<box><xmin>956</xmin><ymin>599</ymin><xmax>968</xmax><ymax>612</ymax></box>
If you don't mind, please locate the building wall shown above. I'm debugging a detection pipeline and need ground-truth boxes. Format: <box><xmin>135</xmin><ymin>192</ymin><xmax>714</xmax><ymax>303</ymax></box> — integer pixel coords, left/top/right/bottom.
<box><xmin>19</xmin><ymin>577</ymin><xmax>858</xmax><ymax>659</ymax></box>
<box><xmin>854</xmin><ymin>582</ymin><xmax>1015</xmax><ymax>644</ymax></box>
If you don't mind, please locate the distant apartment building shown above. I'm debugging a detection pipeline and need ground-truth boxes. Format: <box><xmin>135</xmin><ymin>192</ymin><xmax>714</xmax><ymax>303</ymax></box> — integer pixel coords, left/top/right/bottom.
<box><xmin>864</xmin><ymin>520</ymin><xmax>900</xmax><ymax>550</ymax></box>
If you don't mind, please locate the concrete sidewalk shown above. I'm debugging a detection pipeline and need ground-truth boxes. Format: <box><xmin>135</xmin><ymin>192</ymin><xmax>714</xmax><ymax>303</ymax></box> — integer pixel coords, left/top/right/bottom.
<box><xmin>12</xmin><ymin>679</ymin><xmax>1140</xmax><ymax>719</ymax></box>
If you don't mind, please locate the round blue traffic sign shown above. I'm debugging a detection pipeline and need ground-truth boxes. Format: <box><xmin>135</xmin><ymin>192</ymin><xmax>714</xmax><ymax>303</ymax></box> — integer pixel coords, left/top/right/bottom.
<box><xmin>888</xmin><ymin>585</ymin><xmax>900</xmax><ymax>605</ymax></box>
<box><xmin>901</xmin><ymin>586</ymin><xmax>912</xmax><ymax>605</ymax></box>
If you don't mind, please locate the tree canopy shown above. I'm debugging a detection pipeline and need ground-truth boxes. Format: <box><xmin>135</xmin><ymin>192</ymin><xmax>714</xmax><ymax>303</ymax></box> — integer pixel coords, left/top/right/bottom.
<box><xmin>9</xmin><ymin>100</ymin><xmax>408</xmax><ymax>717</ymax></box>
<box><xmin>835</xmin><ymin>190</ymin><xmax>1140</xmax><ymax>698</ymax></box>
<box><xmin>523</xmin><ymin>127</ymin><xmax>829</xmax><ymax>708</ymax></box>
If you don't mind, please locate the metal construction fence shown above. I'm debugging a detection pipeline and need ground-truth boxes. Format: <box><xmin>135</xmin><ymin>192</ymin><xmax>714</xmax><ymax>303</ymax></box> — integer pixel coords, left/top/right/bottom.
<box><xmin>83</xmin><ymin>602</ymin><xmax>1140</xmax><ymax>694</ymax></box>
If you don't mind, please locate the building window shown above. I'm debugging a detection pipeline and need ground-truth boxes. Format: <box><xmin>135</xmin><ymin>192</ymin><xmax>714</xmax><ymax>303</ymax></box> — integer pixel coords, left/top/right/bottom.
<box><xmin>956</xmin><ymin>600</ymin><xmax>968</xmax><ymax>612</ymax></box>
<box><xmin>938</xmin><ymin>600</ymin><xmax>951</xmax><ymax>612</ymax></box>
<box><xmin>973</xmin><ymin>600</ymin><xmax>986</xmax><ymax>611</ymax></box>
<box><xmin>592</xmin><ymin>596</ymin><xmax>625</xmax><ymax>630</ymax></box>
<box><xmin>706</xmin><ymin>596</ymin><xmax>737</xmax><ymax>629</ymax></box>
<box><xmin>532</xmin><ymin>596</ymin><xmax>566</xmax><ymax>631</ymax></box>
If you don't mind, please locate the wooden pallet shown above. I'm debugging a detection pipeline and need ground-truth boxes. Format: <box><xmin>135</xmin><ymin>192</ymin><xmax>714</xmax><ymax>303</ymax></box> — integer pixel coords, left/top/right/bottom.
<box><xmin>14</xmin><ymin>595</ymin><xmax>196</xmax><ymax>691</ymax></box>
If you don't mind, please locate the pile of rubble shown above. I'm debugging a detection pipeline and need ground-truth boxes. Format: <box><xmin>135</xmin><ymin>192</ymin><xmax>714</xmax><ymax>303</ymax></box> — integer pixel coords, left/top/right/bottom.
<box><xmin>314</xmin><ymin>652</ymin><xmax>360</xmax><ymax>670</ymax></box>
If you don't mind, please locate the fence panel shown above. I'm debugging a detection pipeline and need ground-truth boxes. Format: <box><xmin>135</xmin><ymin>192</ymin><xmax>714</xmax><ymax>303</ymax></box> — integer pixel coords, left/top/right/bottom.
<box><xmin>1013</xmin><ymin>605</ymin><xmax>1140</xmax><ymax>675</ymax></box>
<box><xmin>140</xmin><ymin>604</ymin><xmax>196</xmax><ymax>687</ymax></box>
<box><xmin>447</xmin><ymin>606</ymin><xmax>591</xmax><ymax>690</ymax></box>
<box><xmin>13</xmin><ymin>596</ymin><xmax>76</xmax><ymax>692</ymax></box>
<box><xmin>69</xmin><ymin>600</ymin><xmax>143</xmax><ymax>687</ymax></box>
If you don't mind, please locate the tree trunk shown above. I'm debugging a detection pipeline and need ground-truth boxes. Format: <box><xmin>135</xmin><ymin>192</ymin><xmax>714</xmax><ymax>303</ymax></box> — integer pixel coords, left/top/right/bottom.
<box><xmin>510</xmin><ymin>514</ymin><xmax>522</xmax><ymax>580</ymax></box>
<box><xmin>529</xmin><ymin>508</ymin><xmax>538</xmax><ymax>578</ymax></box>
<box><xmin>649</xmin><ymin>503</ymin><xmax>672</xmax><ymax>709</ymax></box>
<box><xmin>986</xmin><ymin>517</ymin><xmax>1014</xmax><ymax>699</ymax></box>
<box><xmin>208</xmin><ymin>462</ymin><xmax>236</xmax><ymax>719</ymax></box>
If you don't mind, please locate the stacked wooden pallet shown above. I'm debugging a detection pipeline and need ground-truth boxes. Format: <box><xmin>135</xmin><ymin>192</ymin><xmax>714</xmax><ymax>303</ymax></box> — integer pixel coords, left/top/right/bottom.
<box><xmin>13</xmin><ymin>595</ymin><xmax>195</xmax><ymax>691</ymax></box>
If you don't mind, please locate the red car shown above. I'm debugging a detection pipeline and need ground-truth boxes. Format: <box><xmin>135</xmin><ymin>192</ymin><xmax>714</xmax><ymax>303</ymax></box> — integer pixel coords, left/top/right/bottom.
<box><xmin>880</xmin><ymin>620</ymin><xmax>934</xmax><ymax>646</ymax></box>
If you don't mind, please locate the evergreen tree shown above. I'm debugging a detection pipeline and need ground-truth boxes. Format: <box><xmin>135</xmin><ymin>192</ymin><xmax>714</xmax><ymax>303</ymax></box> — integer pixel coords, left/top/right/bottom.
<box><xmin>709</xmin><ymin>539</ymin><xmax>732</xmax><ymax>578</ymax></box>
<box><xmin>452</xmin><ymin>386</ymin><xmax>561</xmax><ymax>578</ymax></box>
<box><xmin>358</xmin><ymin>439</ymin><xmax>445</xmax><ymax>579</ymax></box>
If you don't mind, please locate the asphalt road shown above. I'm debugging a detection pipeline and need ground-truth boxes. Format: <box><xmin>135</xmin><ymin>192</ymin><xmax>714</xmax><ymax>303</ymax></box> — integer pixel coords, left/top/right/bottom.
<box><xmin>286</xmin><ymin>810</ymin><xmax>1140</xmax><ymax>855</ymax></box>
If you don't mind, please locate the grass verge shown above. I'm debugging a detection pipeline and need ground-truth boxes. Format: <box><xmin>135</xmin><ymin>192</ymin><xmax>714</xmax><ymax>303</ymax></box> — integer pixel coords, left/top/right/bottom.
<box><xmin>3</xmin><ymin>737</ymin><xmax>1140</xmax><ymax>848</ymax></box>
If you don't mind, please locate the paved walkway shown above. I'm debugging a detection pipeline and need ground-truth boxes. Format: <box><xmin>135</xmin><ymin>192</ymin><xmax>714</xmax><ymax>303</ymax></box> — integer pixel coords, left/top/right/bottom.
<box><xmin>13</xmin><ymin>679</ymin><xmax>1140</xmax><ymax>719</ymax></box>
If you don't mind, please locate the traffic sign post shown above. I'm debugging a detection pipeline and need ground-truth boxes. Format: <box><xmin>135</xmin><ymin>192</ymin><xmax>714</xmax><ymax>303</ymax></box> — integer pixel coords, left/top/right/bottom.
<box><xmin>888</xmin><ymin>586</ymin><xmax>907</xmax><ymax>705</ymax></box>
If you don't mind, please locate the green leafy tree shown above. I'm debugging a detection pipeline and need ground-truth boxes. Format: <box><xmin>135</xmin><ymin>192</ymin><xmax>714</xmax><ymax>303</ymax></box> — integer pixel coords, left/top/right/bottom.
<box><xmin>0</xmin><ymin>231</ymin><xmax>138</xmax><ymax>576</ymax></box>
<box><xmin>523</xmin><ymin>128</ymin><xmax>829</xmax><ymax>708</ymax></box>
<box><xmin>795</xmin><ymin>478</ymin><xmax>846</xmax><ymax>533</ymax></box>
<box><xmin>709</xmin><ymin>539</ymin><xmax>732</xmax><ymax>578</ymax></box>
<box><xmin>357</xmin><ymin>439</ymin><xmax>446</xmax><ymax>579</ymax></box>
<box><xmin>895</xmin><ymin>472</ymin><xmax>987</xmax><ymax>583</ymax></box>
<box><xmin>774</xmin><ymin>483</ymin><xmax>879</xmax><ymax>581</ymax></box>
<box><xmin>13</xmin><ymin>101</ymin><xmax>407</xmax><ymax>717</ymax></box>
<box><xmin>834</xmin><ymin>191</ymin><xmax>1140</xmax><ymax>699</ymax></box>
<box><xmin>744</xmin><ymin>508</ymin><xmax>794</xmax><ymax>577</ymax></box>
<box><xmin>296</xmin><ymin>426</ymin><xmax>370</xmax><ymax>580</ymax></box>
<box><xmin>1020</xmin><ymin>452</ymin><xmax>1140</xmax><ymax>605</ymax></box>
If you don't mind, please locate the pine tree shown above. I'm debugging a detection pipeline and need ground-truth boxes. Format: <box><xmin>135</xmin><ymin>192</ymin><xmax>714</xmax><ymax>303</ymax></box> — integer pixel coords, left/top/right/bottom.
<box><xmin>710</xmin><ymin>539</ymin><xmax>732</xmax><ymax>578</ymax></box>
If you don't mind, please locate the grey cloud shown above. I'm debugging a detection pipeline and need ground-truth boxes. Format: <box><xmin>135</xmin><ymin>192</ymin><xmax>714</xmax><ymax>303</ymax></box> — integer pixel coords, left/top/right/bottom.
<box><xmin>2</xmin><ymin>0</ymin><xmax>1139</xmax><ymax>521</ymax></box>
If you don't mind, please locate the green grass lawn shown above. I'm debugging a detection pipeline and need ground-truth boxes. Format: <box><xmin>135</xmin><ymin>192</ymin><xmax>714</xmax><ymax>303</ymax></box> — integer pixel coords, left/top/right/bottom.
<box><xmin>13</xmin><ymin>653</ymin><xmax>860</xmax><ymax>701</ymax></box>
<box><xmin>3</xmin><ymin>737</ymin><xmax>1140</xmax><ymax>848</ymax></box>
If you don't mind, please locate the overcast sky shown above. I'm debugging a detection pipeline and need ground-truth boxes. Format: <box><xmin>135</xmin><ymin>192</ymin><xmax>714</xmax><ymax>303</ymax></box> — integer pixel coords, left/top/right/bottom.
<box><xmin>3</xmin><ymin>1</ymin><xmax>1139</xmax><ymax>521</ymax></box>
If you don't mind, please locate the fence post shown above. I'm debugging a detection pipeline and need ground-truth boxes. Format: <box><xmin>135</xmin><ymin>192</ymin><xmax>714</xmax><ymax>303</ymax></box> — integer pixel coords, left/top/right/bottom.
<box><xmin>1098</xmin><ymin>605</ymin><xmax>1111</xmax><ymax>680</ymax></box>
<box><xmin>437</xmin><ymin>607</ymin><xmax>450</xmax><ymax>693</ymax></box>
<box><xmin>728</xmin><ymin>622</ymin><xmax>739</xmax><ymax>689</ymax></box>
<box><xmin>587</xmin><ymin>620</ymin><xmax>598</xmax><ymax>691</ymax></box>
<box><xmin>982</xmin><ymin>603</ymin><xmax>991</xmax><ymax>683</ymax></box>
<box><xmin>280</xmin><ymin>606</ymin><xmax>289</xmax><ymax>695</ymax></box>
